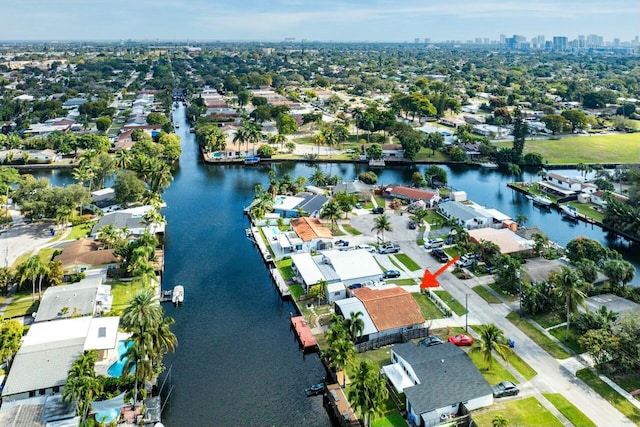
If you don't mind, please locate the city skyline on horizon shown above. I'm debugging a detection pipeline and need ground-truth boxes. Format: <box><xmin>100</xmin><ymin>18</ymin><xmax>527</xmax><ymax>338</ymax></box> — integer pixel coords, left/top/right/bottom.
<box><xmin>0</xmin><ymin>0</ymin><xmax>637</xmax><ymax>43</ymax></box>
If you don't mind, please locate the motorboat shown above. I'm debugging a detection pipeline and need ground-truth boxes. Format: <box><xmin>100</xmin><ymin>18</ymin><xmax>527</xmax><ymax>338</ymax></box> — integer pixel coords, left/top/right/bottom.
<box><xmin>172</xmin><ymin>285</ymin><xmax>184</xmax><ymax>306</ymax></box>
<box><xmin>560</xmin><ymin>205</ymin><xmax>579</xmax><ymax>220</ymax></box>
<box><xmin>531</xmin><ymin>195</ymin><xmax>553</xmax><ymax>207</ymax></box>
<box><xmin>305</xmin><ymin>382</ymin><xmax>325</xmax><ymax>397</ymax></box>
<box><xmin>479</xmin><ymin>162</ymin><xmax>499</xmax><ymax>169</ymax></box>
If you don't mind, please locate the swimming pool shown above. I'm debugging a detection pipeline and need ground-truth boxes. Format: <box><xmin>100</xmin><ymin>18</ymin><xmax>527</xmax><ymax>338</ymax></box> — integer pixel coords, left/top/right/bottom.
<box><xmin>107</xmin><ymin>340</ymin><xmax>135</xmax><ymax>377</ymax></box>
<box><xmin>95</xmin><ymin>408</ymin><xmax>120</xmax><ymax>424</ymax></box>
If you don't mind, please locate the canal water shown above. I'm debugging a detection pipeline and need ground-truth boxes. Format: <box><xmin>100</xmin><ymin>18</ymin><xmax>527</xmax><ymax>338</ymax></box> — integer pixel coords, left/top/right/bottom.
<box><xmin>27</xmin><ymin>105</ymin><xmax>639</xmax><ymax>426</ymax></box>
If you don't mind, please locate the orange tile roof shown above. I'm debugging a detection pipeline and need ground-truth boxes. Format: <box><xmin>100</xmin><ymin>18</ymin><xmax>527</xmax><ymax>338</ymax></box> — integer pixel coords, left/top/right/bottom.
<box><xmin>353</xmin><ymin>287</ymin><xmax>425</xmax><ymax>332</ymax></box>
<box><xmin>290</xmin><ymin>217</ymin><xmax>333</xmax><ymax>242</ymax></box>
<box><xmin>385</xmin><ymin>186</ymin><xmax>438</xmax><ymax>201</ymax></box>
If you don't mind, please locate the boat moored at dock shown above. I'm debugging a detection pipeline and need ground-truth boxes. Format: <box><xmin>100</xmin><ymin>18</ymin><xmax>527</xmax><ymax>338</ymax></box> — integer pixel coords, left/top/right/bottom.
<box><xmin>172</xmin><ymin>285</ymin><xmax>184</xmax><ymax>306</ymax></box>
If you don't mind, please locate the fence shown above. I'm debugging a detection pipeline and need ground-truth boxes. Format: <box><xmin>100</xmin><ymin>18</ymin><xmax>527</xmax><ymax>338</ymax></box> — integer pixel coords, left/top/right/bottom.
<box><xmin>355</xmin><ymin>327</ymin><xmax>430</xmax><ymax>352</ymax></box>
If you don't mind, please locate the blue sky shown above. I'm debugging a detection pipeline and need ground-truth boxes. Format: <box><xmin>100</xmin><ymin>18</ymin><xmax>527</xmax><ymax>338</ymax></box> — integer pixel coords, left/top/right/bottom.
<box><xmin>2</xmin><ymin>0</ymin><xmax>638</xmax><ymax>42</ymax></box>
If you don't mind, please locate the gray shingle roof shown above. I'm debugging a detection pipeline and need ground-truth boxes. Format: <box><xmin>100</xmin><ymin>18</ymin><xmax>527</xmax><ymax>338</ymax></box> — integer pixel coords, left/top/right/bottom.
<box><xmin>393</xmin><ymin>342</ymin><xmax>492</xmax><ymax>414</ymax></box>
<box><xmin>35</xmin><ymin>277</ymin><xmax>102</xmax><ymax>322</ymax></box>
<box><xmin>438</xmin><ymin>201</ymin><xmax>484</xmax><ymax>223</ymax></box>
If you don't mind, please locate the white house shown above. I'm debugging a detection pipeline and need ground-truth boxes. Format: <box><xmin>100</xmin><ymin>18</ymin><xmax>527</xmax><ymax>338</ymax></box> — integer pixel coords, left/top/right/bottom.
<box><xmin>382</xmin><ymin>342</ymin><xmax>493</xmax><ymax>427</ymax></box>
<box><xmin>437</xmin><ymin>201</ymin><xmax>491</xmax><ymax>229</ymax></box>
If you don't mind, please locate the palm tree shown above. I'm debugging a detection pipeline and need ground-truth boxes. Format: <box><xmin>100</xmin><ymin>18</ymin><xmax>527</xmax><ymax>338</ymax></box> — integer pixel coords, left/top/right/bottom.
<box><xmin>233</xmin><ymin>127</ymin><xmax>249</xmax><ymax>154</ymax></box>
<box><xmin>515</xmin><ymin>214</ymin><xmax>528</xmax><ymax>227</ymax></box>
<box><xmin>470</xmin><ymin>323</ymin><xmax>511</xmax><ymax>371</ymax></box>
<box><xmin>121</xmin><ymin>288</ymin><xmax>163</xmax><ymax>332</ymax></box>
<box><xmin>493</xmin><ymin>415</ymin><xmax>509</xmax><ymax>427</ymax></box>
<box><xmin>343</xmin><ymin>311</ymin><xmax>365</xmax><ymax>342</ymax></box>
<box><xmin>63</xmin><ymin>350</ymin><xmax>102</xmax><ymax>421</ymax></box>
<box><xmin>372</xmin><ymin>214</ymin><xmax>393</xmax><ymax>243</ymax></box>
<box><xmin>348</xmin><ymin>361</ymin><xmax>389</xmax><ymax>427</ymax></box>
<box><xmin>269</xmin><ymin>133</ymin><xmax>287</xmax><ymax>151</ymax></box>
<box><xmin>410</xmin><ymin>207</ymin><xmax>429</xmax><ymax>227</ymax></box>
<box><xmin>320</xmin><ymin>200</ymin><xmax>341</xmax><ymax>231</ymax></box>
<box><xmin>143</xmin><ymin>208</ymin><xmax>166</xmax><ymax>234</ymax></box>
<box><xmin>46</xmin><ymin>260</ymin><xmax>64</xmax><ymax>287</ymax></box>
<box><xmin>121</xmin><ymin>339</ymin><xmax>153</xmax><ymax>409</ymax></box>
<box><xmin>17</xmin><ymin>255</ymin><xmax>48</xmax><ymax>301</ymax></box>
<box><xmin>246</xmin><ymin>123</ymin><xmax>262</xmax><ymax>155</ymax></box>
<box><xmin>551</xmin><ymin>267</ymin><xmax>587</xmax><ymax>338</ymax></box>
<box><xmin>150</xmin><ymin>316</ymin><xmax>178</xmax><ymax>369</ymax></box>
<box><xmin>115</xmin><ymin>149</ymin><xmax>133</xmax><ymax>169</ymax></box>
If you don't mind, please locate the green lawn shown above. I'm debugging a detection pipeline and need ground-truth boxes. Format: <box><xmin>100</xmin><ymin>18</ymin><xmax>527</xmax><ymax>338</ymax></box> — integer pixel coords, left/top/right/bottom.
<box><xmin>472</xmin><ymin>285</ymin><xmax>502</xmax><ymax>304</ymax></box>
<box><xmin>433</xmin><ymin>290</ymin><xmax>467</xmax><ymax>315</ymax></box>
<box><xmin>423</xmin><ymin>209</ymin><xmax>446</xmax><ymax>229</ymax></box>
<box><xmin>505</xmin><ymin>348</ymin><xmax>538</xmax><ymax>381</ymax></box>
<box><xmin>487</xmin><ymin>282</ymin><xmax>518</xmax><ymax>302</ymax></box>
<box><xmin>387</xmin><ymin>278</ymin><xmax>418</xmax><ymax>286</ymax></box>
<box><xmin>472</xmin><ymin>397</ymin><xmax>563</xmax><ymax>427</ymax></box>
<box><xmin>374</xmin><ymin>196</ymin><xmax>386</xmax><ymax>208</ymax></box>
<box><xmin>576</xmin><ymin>369</ymin><xmax>640</xmax><ymax>423</ymax></box>
<box><xmin>611</xmin><ymin>373</ymin><xmax>640</xmax><ymax>399</ymax></box>
<box><xmin>567</xmin><ymin>201</ymin><xmax>606</xmax><ymax>222</ymax></box>
<box><xmin>547</xmin><ymin>326</ymin><xmax>583</xmax><ymax>354</ymax></box>
<box><xmin>543</xmin><ymin>393</ymin><xmax>596</xmax><ymax>427</ymax></box>
<box><xmin>110</xmin><ymin>280</ymin><xmax>146</xmax><ymax>310</ymax></box>
<box><xmin>371</xmin><ymin>413</ymin><xmax>407</xmax><ymax>427</ymax></box>
<box><xmin>530</xmin><ymin>311</ymin><xmax>565</xmax><ymax>329</ymax></box>
<box><xmin>412</xmin><ymin>293</ymin><xmax>445</xmax><ymax>320</ymax></box>
<box><xmin>467</xmin><ymin>349</ymin><xmax>518</xmax><ymax>386</ymax></box>
<box><xmin>393</xmin><ymin>254</ymin><xmax>421</xmax><ymax>271</ymax></box>
<box><xmin>66</xmin><ymin>222</ymin><xmax>96</xmax><ymax>240</ymax></box>
<box><xmin>413</xmin><ymin>148</ymin><xmax>451</xmax><ymax>162</ymax></box>
<box><xmin>342</xmin><ymin>223</ymin><xmax>362</xmax><ymax>235</ymax></box>
<box><xmin>356</xmin><ymin>347</ymin><xmax>392</xmax><ymax>369</ymax></box>
<box><xmin>289</xmin><ymin>284</ymin><xmax>305</xmax><ymax>300</ymax></box>
<box><xmin>495</xmin><ymin>133</ymin><xmax>640</xmax><ymax>164</ymax></box>
<box><xmin>3</xmin><ymin>296</ymin><xmax>39</xmax><ymax>318</ymax></box>
<box><xmin>37</xmin><ymin>248</ymin><xmax>57</xmax><ymax>263</ymax></box>
<box><xmin>275</xmin><ymin>258</ymin><xmax>295</xmax><ymax>281</ymax></box>
<box><xmin>506</xmin><ymin>312</ymin><xmax>571</xmax><ymax>359</ymax></box>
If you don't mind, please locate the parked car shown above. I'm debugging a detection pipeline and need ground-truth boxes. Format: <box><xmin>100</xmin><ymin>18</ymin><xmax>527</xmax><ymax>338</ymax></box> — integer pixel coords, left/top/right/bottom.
<box><xmin>419</xmin><ymin>336</ymin><xmax>444</xmax><ymax>347</ymax></box>
<box><xmin>492</xmin><ymin>381</ymin><xmax>519</xmax><ymax>398</ymax></box>
<box><xmin>448</xmin><ymin>334</ymin><xmax>474</xmax><ymax>346</ymax></box>
<box><xmin>355</xmin><ymin>203</ymin><xmax>362</xmax><ymax>209</ymax></box>
<box><xmin>335</xmin><ymin>239</ymin><xmax>349</xmax><ymax>247</ymax></box>
<box><xmin>431</xmin><ymin>248</ymin><xmax>449</xmax><ymax>263</ymax></box>
<box><xmin>456</xmin><ymin>254</ymin><xmax>475</xmax><ymax>268</ymax></box>
<box><xmin>378</xmin><ymin>243</ymin><xmax>400</xmax><ymax>254</ymax></box>
<box><xmin>407</xmin><ymin>220</ymin><xmax>417</xmax><ymax>230</ymax></box>
<box><xmin>423</xmin><ymin>238</ymin><xmax>444</xmax><ymax>249</ymax></box>
<box><xmin>382</xmin><ymin>270</ymin><xmax>401</xmax><ymax>279</ymax></box>
<box><xmin>372</xmin><ymin>206</ymin><xmax>384</xmax><ymax>214</ymax></box>
<box><xmin>357</xmin><ymin>244</ymin><xmax>376</xmax><ymax>253</ymax></box>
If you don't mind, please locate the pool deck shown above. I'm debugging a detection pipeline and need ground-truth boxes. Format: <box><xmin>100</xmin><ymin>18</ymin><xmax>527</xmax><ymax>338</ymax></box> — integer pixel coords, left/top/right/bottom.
<box><xmin>95</xmin><ymin>333</ymin><xmax>132</xmax><ymax>377</ymax></box>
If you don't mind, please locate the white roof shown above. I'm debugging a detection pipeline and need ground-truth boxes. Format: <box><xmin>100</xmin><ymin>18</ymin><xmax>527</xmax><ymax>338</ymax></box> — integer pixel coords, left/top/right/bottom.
<box><xmin>84</xmin><ymin>316</ymin><xmax>120</xmax><ymax>351</ymax></box>
<box><xmin>382</xmin><ymin>363</ymin><xmax>416</xmax><ymax>393</ymax></box>
<box><xmin>23</xmin><ymin>316</ymin><xmax>119</xmax><ymax>348</ymax></box>
<box><xmin>274</xmin><ymin>195</ymin><xmax>305</xmax><ymax>212</ymax></box>
<box><xmin>334</xmin><ymin>297</ymin><xmax>377</xmax><ymax>335</ymax></box>
<box><xmin>290</xmin><ymin>253</ymin><xmax>325</xmax><ymax>286</ymax></box>
<box><xmin>321</xmin><ymin>249</ymin><xmax>382</xmax><ymax>282</ymax></box>
<box><xmin>326</xmin><ymin>282</ymin><xmax>346</xmax><ymax>293</ymax></box>
<box><xmin>91</xmin><ymin>188</ymin><xmax>115</xmax><ymax>197</ymax></box>
<box><xmin>483</xmin><ymin>208</ymin><xmax>511</xmax><ymax>222</ymax></box>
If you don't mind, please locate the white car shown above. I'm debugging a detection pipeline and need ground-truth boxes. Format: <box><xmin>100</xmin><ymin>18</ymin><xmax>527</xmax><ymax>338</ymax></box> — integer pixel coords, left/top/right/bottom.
<box><xmin>456</xmin><ymin>255</ymin><xmax>475</xmax><ymax>268</ymax></box>
<box><xmin>357</xmin><ymin>244</ymin><xmax>376</xmax><ymax>253</ymax></box>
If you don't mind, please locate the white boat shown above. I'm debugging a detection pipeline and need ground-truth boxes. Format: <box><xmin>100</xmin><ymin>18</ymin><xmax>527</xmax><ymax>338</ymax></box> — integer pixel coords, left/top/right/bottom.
<box><xmin>531</xmin><ymin>195</ymin><xmax>553</xmax><ymax>207</ymax></box>
<box><xmin>172</xmin><ymin>285</ymin><xmax>184</xmax><ymax>306</ymax></box>
<box><xmin>480</xmin><ymin>162</ymin><xmax>499</xmax><ymax>169</ymax></box>
<box><xmin>560</xmin><ymin>205</ymin><xmax>579</xmax><ymax>219</ymax></box>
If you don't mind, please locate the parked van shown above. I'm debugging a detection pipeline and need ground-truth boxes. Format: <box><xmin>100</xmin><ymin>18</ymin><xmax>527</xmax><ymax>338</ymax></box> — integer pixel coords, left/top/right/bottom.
<box><xmin>423</xmin><ymin>238</ymin><xmax>444</xmax><ymax>249</ymax></box>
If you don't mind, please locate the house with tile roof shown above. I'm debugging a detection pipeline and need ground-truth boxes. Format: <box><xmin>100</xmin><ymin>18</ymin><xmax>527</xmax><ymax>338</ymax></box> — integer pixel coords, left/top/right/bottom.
<box><xmin>53</xmin><ymin>239</ymin><xmax>119</xmax><ymax>274</ymax></box>
<box><xmin>382</xmin><ymin>342</ymin><xmax>492</xmax><ymax>427</ymax></box>
<box><xmin>383</xmin><ymin>185</ymin><xmax>440</xmax><ymax>207</ymax></box>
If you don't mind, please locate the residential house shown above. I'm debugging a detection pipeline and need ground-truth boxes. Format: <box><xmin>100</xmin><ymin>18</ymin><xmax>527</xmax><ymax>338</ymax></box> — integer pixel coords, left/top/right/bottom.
<box><xmin>91</xmin><ymin>188</ymin><xmax>116</xmax><ymax>208</ymax></box>
<box><xmin>273</xmin><ymin>193</ymin><xmax>329</xmax><ymax>218</ymax></box>
<box><xmin>468</xmin><ymin>228</ymin><xmax>535</xmax><ymax>256</ymax></box>
<box><xmin>472</xmin><ymin>124</ymin><xmax>510</xmax><ymax>139</ymax></box>
<box><xmin>382</xmin><ymin>342</ymin><xmax>493</xmax><ymax>427</ymax></box>
<box><xmin>34</xmin><ymin>276</ymin><xmax>112</xmax><ymax>322</ymax></box>
<box><xmin>335</xmin><ymin>285</ymin><xmax>425</xmax><ymax>342</ymax></box>
<box><xmin>1</xmin><ymin>316</ymin><xmax>120</xmax><ymax>402</ymax></box>
<box><xmin>290</xmin><ymin>217</ymin><xmax>333</xmax><ymax>252</ymax></box>
<box><xmin>91</xmin><ymin>205</ymin><xmax>165</xmax><ymax>238</ymax></box>
<box><xmin>437</xmin><ymin>115</ymin><xmax>466</xmax><ymax>128</ymax></box>
<box><xmin>331</xmin><ymin>180</ymin><xmax>374</xmax><ymax>200</ymax></box>
<box><xmin>53</xmin><ymin>239</ymin><xmax>119</xmax><ymax>274</ymax></box>
<box><xmin>362</xmin><ymin>143</ymin><xmax>405</xmax><ymax>159</ymax></box>
<box><xmin>0</xmin><ymin>395</ymin><xmax>78</xmax><ymax>427</ymax></box>
<box><xmin>437</xmin><ymin>201</ymin><xmax>492</xmax><ymax>229</ymax></box>
<box><xmin>541</xmin><ymin>173</ymin><xmax>598</xmax><ymax>197</ymax></box>
<box><xmin>383</xmin><ymin>185</ymin><xmax>440</xmax><ymax>207</ymax></box>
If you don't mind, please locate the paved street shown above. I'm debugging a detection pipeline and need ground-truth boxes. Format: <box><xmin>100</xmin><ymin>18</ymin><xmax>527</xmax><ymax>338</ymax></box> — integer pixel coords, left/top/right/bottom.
<box><xmin>343</xmin><ymin>208</ymin><xmax>635</xmax><ymax>426</ymax></box>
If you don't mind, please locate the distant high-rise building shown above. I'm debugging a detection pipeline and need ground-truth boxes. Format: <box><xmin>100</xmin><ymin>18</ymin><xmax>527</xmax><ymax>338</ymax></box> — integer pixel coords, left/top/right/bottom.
<box><xmin>553</xmin><ymin>36</ymin><xmax>568</xmax><ymax>51</ymax></box>
<box><xmin>499</xmin><ymin>34</ymin><xmax>506</xmax><ymax>44</ymax></box>
<box><xmin>484</xmin><ymin>38</ymin><xmax>490</xmax><ymax>44</ymax></box>
<box><xmin>424</xmin><ymin>38</ymin><xmax>431</xmax><ymax>44</ymax></box>
<box><xmin>614</xmin><ymin>38</ymin><xmax>621</xmax><ymax>46</ymax></box>
<box><xmin>475</xmin><ymin>38</ymin><xmax>482</xmax><ymax>44</ymax></box>
<box><xmin>414</xmin><ymin>38</ymin><xmax>420</xmax><ymax>44</ymax></box>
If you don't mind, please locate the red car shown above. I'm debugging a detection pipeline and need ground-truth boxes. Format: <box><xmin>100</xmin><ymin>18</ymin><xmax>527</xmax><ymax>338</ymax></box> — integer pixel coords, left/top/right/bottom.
<box><xmin>448</xmin><ymin>334</ymin><xmax>474</xmax><ymax>346</ymax></box>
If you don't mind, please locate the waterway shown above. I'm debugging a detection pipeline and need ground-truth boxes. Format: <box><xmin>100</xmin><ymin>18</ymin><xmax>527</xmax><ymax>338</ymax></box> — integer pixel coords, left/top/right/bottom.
<box><xmin>26</xmin><ymin>105</ymin><xmax>639</xmax><ymax>425</ymax></box>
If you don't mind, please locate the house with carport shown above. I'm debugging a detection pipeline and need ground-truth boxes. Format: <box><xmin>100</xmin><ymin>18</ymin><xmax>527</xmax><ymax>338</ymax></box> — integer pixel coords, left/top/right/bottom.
<box><xmin>382</xmin><ymin>342</ymin><xmax>493</xmax><ymax>427</ymax></box>
<box><xmin>382</xmin><ymin>185</ymin><xmax>440</xmax><ymax>207</ymax></box>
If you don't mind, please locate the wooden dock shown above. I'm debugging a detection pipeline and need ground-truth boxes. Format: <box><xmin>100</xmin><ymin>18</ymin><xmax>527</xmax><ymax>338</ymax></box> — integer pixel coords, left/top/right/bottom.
<box><xmin>270</xmin><ymin>267</ymin><xmax>291</xmax><ymax>298</ymax></box>
<box><xmin>291</xmin><ymin>315</ymin><xmax>318</xmax><ymax>353</ymax></box>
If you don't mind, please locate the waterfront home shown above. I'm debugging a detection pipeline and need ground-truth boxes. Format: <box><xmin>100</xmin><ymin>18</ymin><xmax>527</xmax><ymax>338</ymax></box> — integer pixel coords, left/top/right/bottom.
<box><xmin>0</xmin><ymin>394</ymin><xmax>78</xmax><ymax>426</ymax></box>
<box><xmin>53</xmin><ymin>239</ymin><xmax>119</xmax><ymax>275</ymax></box>
<box><xmin>90</xmin><ymin>187</ymin><xmax>116</xmax><ymax>208</ymax></box>
<box><xmin>382</xmin><ymin>342</ymin><xmax>492</xmax><ymax>427</ymax></box>
<box><xmin>1</xmin><ymin>316</ymin><xmax>120</xmax><ymax>402</ymax></box>
<box><xmin>325</xmin><ymin>281</ymin><xmax>348</xmax><ymax>303</ymax></box>
<box><xmin>437</xmin><ymin>115</ymin><xmax>466</xmax><ymax>128</ymax></box>
<box><xmin>334</xmin><ymin>286</ymin><xmax>425</xmax><ymax>342</ymax></box>
<box><xmin>34</xmin><ymin>276</ymin><xmax>112</xmax><ymax>322</ymax></box>
<box><xmin>290</xmin><ymin>248</ymin><xmax>382</xmax><ymax>291</ymax></box>
<box><xmin>273</xmin><ymin>193</ymin><xmax>329</xmax><ymax>218</ymax></box>
<box><xmin>437</xmin><ymin>201</ymin><xmax>492</xmax><ymax>229</ymax></box>
<box><xmin>541</xmin><ymin>172</ymin><xmax>598</xmax><ymax>197</ymax></box>
<box><xmin>91</xmin><ymin>205</ymin><xmax>165</xmax><ymax>238</ymax></box>
<box><xmin>331</xmin><ymin>180</ymin><xmax>374</xmax><ymax>199</ymax></box>
<box><xmin>382</xmin><ymin>185</ymin><xmax>440</xmax><ymax>207</ymax></box>
<box><xmin>290</xmin><ymin>217</ymin><xmax>333</xmax><ymax>250</ymax></box>
<box><xmin>362</xmin><ymin>143</ymin><xmax>405</xmax><ymax>159</ymax></box>
<box><xmin>590</xmin><ymin>190</ymin><xmax>628</xmax><ymax>208</ymax></box>
<box><xmin>468</xmin><ymin>228</ymin><xmax>535</xmax><ymax>256</ymax></box>
<box><xmin>472</xmin><ymin>124</ymin><xmax>510</xmax><ymax>139</ymax></box>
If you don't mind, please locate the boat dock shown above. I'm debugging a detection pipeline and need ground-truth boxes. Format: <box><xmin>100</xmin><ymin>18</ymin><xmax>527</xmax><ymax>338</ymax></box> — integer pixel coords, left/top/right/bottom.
<box><xmin>270</xmin><ymin>267</ymin><xmax>291</xmax><ymax>298</ymax></box>
<box><xmin>290</xmin><ymin>315</ymin><xmax>318</xmax><ymax>353</ymax></box>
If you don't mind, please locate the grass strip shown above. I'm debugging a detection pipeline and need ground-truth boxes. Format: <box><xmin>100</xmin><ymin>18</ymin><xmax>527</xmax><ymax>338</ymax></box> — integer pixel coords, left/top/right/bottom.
<box><xmin>543</xmin><ymin>393</ymin><xmax>596</xmax><ymax>427</ymax></box>
<box><xmin>576</xmin><ymin>369</ymin><xmax>640</xmax><ymax>424</ymax></box>
<box><xmin>387</xmin><ymin>278</ymin><xmax>417</xmax><ymax>286</ymax></box>
<box><xmin>342</xmin><ymin>223</ymin><xmax>362</xmax><ymax>235</ymax></box>
<box><xmin>506</xmin><ymin>312</ymin><xmax>571</xmax><ymax>359</ymax></box>
<box><xmin>472</xmin><ymin>285</ymin><xmax>501</xmax><ymax>304</ymax></box>
<box><xmin>433</xmin><ymin>290</ymin><xmax>467</xmax><ymax>315</ymax></box>
<box><xmin>506</xmin><ymin>348</ymin><xmax>538</xmax><ymax>381</ymax></box>
<box><xmin>548</xmin><ymin>326</ymin><xmax>584</xmax><ymax>354</ymax></box>
<box><xmin>3</xmin><ymin>297</ymin><xmax>38</xmax><ymax>318</ymax></box>
<box><xmin>275</xmin><ymin>258</ymin><xmax>294</xmax><ymax>281</ymax></box>
<box><xmin>467</xmin><ymin>349</ymin><xmax>518</xmax><ymax>385</ymax></box>
<box><xmin>472</xmin><ymin>396</ymin><xmax>563</xmax><ymax>427</ymax></box>
<box><xmin>411</xmin><ymin>293</ymin><xmax>445</xmax><ymax>320</ymax></box>
<box><xmin>394</xmin><ymin>253</ymin><xmax>421</xmax><ymax>271</ymax></box>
